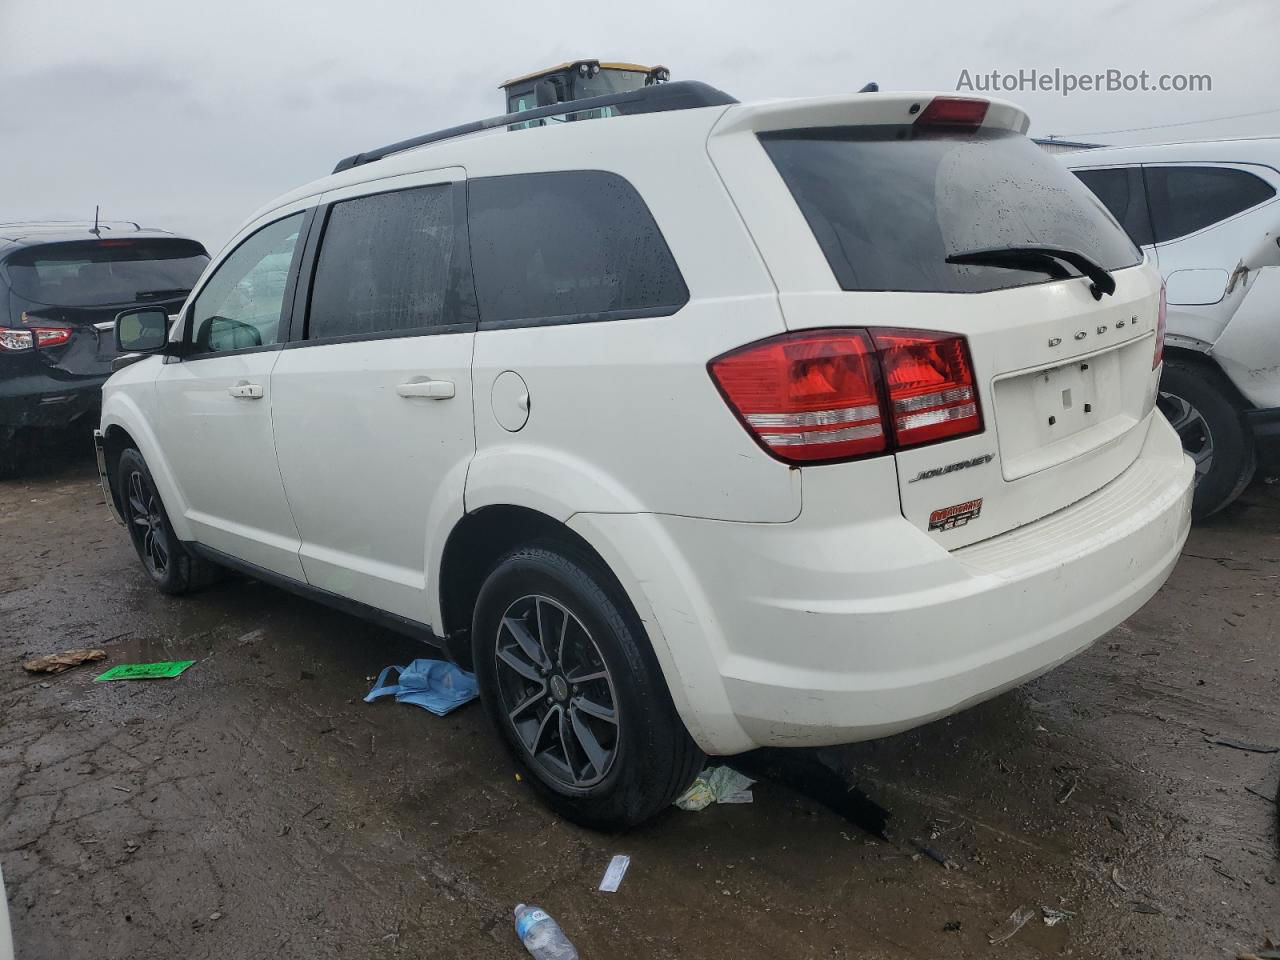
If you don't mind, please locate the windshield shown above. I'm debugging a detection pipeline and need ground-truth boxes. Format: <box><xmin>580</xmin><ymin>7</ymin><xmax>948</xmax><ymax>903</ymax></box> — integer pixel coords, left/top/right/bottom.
<box><xmin>3</xmin><ymin>238</ymin><xmax>209</xmax><ymax>307</ymax></box>
<box><xmin>573</xmin><ymin>69</ymin><xmax>648</xmax><ymax>99</ymax></box>
<box><xmin>760</xmin><ymin>127</ymin><xmax>1141</xmax><ymax>294</ymax></box>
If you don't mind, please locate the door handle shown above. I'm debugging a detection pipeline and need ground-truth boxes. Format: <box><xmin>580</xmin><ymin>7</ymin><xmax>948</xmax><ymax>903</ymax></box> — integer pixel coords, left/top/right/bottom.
<box><xmin>396</xmin><ymin>378</ymin><xmax>455</xmax><ymax>400</ymax></box>
<box><xmin>228</xmin><ymin>381</ymin><xmax>264</xmax><ymax>399</ymax></box>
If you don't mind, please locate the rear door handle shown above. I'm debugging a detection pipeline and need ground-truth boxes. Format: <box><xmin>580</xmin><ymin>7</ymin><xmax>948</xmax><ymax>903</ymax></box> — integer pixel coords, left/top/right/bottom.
<box><xmin>396</xmin><ymin>378</ymin><xmax>455</xmax><ymax>400</ymax></box>
<box><xmin>228</xmin><ymin>381</ymin><xmax>264</xmax><ymax>399</ymax></box>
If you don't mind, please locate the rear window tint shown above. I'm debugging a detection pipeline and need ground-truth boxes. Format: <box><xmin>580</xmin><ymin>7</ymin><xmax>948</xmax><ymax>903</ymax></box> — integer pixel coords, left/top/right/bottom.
<box><xmin>761</xmin><ymin>128</ymin><xmax>1142</xmax><ymax>294</ymax></box>
<box><xmin>1074</xmin><ymin>167</ymin><xmax>1155</xmax><ymax>247</ymax></box>
<box><xmin>4</xmin><ymin>239</ymin><xmax>207</xmax><ymax>307</ymax></box>
<box><xmin>467</xmin><ymin>171</ymin><xmax>688</xmax><ymax>326</ymax></box>
<box><xmin>1144</xmin><ymin>166</ymin><xmax>1276</xmax><ymax>244</ymax></box>
<box><xmin>307</xmin><ymin>184</ymin><xmax>474</xmax><ymax>341</ymax></box>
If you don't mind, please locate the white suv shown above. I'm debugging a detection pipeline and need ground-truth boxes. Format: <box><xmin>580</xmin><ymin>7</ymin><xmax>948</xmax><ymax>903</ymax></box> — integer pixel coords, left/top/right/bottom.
<box><xmin>1064</xmin><ymin>139</ymin><xmax>1280</xmax><ymax>517</ymax></box>
<box><xmin>96</xmin><ymin>83</ymin><xmax>1193</xmax><ymax>828</ymax></box>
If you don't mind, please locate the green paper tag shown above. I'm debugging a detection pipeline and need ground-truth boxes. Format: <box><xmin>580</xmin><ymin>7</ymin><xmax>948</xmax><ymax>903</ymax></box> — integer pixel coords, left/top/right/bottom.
<box><xmin>94</xmin><ymin>660</ymin><xmax>196</xmax><ymax>682</ymax></box>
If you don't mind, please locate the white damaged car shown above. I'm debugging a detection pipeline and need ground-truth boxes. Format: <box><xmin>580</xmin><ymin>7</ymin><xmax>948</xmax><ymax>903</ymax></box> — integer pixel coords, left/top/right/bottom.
<box><xmin>96</xmin><ymin>82</ymin><xmax>1192</xmax><ymax>827</ymax></box>
<box><xmin>1066</xmin><ymin>139</ymin><xmax>1280</xmax><ymax>516</ymax></box>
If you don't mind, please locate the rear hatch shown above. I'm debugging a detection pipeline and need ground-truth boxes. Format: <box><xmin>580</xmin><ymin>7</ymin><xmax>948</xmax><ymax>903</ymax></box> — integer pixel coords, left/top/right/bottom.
<box><xmin>708</xmin><ymin>93</ymin><xmax>1163</xmax><ymax>547</ymax></box>
<box><xmin>2</xmin><ymin>237</ymin><xmax>207</xmax><ymax>377</ymax></box>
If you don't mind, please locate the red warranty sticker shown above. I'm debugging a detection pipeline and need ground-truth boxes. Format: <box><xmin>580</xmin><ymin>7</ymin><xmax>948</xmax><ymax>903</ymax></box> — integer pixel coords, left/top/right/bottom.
<box><xmin>928</xmin><ymin>498</ymin><xmax>983</xmax><ymax>532</ymax></box>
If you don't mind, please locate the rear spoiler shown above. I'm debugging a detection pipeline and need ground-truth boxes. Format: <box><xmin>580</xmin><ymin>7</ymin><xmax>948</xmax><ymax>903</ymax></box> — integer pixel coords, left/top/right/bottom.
<box><xmin>710</xmin><ymin>92</ymin><xmax>1030</xmax><ymax>138</ymax></box>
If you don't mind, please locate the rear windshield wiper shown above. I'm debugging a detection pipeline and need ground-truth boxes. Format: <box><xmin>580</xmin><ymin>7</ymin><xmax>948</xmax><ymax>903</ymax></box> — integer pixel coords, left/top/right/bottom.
<box><xmin>945</xmin><ymin>244</ymin><xmax>1116</xmax><ymax>300</ymax></box>
<box><xmin>135</xmin><ymin>288</ymin><xmax>191</xmax><ymax>300</ymax></box>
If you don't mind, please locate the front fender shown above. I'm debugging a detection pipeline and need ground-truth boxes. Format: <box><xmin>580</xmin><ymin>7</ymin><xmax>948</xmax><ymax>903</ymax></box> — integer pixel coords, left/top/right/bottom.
<box><xmin>99</xmin><ymin>390</ymin><xmax>193</xmax><ymax>543</ymax></box>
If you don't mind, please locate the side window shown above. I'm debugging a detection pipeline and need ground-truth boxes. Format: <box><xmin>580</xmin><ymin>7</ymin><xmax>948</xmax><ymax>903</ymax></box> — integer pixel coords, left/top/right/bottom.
<box><xmin>1074</xmin><ymin>167</ymin><xmax>1155</xmax><ymax>247</ymax></box>
<box><xmin>1145</xmin><ymin>166</ymin><xmax>1277</xmax><ymax>244</ymax></box>
<box><xmin>189</xmin><ymin>214</ymin><xmax>303</xmax><ymax>355</ymax></box>
<box><xmin>306</xmin><ymin>184</ymin><xmax>471</xmax><ymax>341</ymax></box>
<box><xmin>506</xmin><ymin>87</ymin><xmax>543</xmax><ymax>131</ymax></box>
<box><xmin>468</xmin><ymin>171</ymin><xmax>688</xmax><ymax>326</ymax></box>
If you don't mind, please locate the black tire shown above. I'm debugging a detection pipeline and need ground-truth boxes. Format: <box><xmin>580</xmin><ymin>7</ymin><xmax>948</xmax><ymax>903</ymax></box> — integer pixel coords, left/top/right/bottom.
<box><xmin>1158</xmin><ymin>358</ymin><xmax>1256</xmax><ymax>520</ymax></box>
<box><xmin>116</xmin><ymin>447</ymin><xmax>220</xmax><ymax>595</ymax></box>
<box><xmin>472</xmin><ymin>541</ymin><xmax>704</xmax><ymax>830</ymax></box>
<box><xmin>0</xmin><ymin>427</ymin><xmax>27</xmax><ymax>480</ymax></box>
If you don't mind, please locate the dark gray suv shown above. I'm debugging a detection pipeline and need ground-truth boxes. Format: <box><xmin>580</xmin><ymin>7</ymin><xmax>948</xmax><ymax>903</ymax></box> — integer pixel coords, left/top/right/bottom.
<box><xmin>0</xmin><ymin>221</ymin><xmax>207</xmax><ymax>476</ymax></box>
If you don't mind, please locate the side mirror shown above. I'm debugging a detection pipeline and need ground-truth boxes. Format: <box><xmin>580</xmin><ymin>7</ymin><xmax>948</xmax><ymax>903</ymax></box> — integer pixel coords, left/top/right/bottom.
<box><xmin>114</xmin><ymin>307</ymin><xmax>169</xmax><ymax>354</ymax></box>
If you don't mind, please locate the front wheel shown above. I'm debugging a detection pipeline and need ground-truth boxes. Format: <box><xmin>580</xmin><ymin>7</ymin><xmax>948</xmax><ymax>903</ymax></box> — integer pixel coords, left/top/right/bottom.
<box><xmin>117</xmin><ymin>447</ymin><xmax>219</xmax><ymax>594</ymax></box>
<box><xmin>472</xmin><ymin>542</ymin><xmax>703</xmax><ymax>830</ymax></box>
<box><xmin>1157</xmin><ymin>359</ymin><xmax>1256</xmax><ymax>520</ymax></box>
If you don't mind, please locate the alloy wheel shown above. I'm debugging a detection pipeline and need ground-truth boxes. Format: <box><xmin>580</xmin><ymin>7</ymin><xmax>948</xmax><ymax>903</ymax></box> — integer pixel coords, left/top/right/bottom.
<box><xmin>1158</xmin><ymin>391</ymin><xmax>1214</xmax><ymax>484</ymax></box>
<box><xmin>126</xmin><ymin>470</ymin><xmax>170</xmax><ymax>578</ymax></box>
<box><xmin>493</xmin><ymin>594</ymin><xmax>619</xmax><ymax>789</ymax></box>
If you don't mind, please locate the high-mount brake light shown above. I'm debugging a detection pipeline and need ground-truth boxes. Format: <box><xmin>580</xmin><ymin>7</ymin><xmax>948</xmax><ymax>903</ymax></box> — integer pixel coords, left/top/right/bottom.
<box><xmin>1153</xmin><ymin>282</ymin><xmax>1167</xmax><ymax>370</ymax></box>
<box><xmin>915</xmin><ymin>97</ymin><xmax>989</xmax><ymax>129</ymax></box>
<box><xmin>710</xmin><ymin>328</ymin><xmax>982</xmax><ymax>465</ymax></box>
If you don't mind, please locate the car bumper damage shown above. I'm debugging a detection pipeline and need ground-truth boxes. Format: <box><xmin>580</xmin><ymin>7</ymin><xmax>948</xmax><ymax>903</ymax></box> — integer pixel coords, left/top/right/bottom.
<box><xmin>0</xmin><ymin>372</ymin><xmax>105</xmax><ymax>431</ymax></box>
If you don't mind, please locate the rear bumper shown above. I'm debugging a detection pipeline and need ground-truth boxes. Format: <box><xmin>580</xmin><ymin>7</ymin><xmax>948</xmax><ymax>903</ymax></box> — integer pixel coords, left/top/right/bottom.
<box><xmin>0</xmin><ymin>367</ymin><xmax>107</xmax><ymax>430</ymax></box>
<box><xmin>579</xmin><ymin>414</ymin><xmax>1193</xmax><ymax>755</ymax></box>
<box><xmin>1245</xmin><ymin>406</ymin><xmax>1280</xmax><ymax>472</ymax></box>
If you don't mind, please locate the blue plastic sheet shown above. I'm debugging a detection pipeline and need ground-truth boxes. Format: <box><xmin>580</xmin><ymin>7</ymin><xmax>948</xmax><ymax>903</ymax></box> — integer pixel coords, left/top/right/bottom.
<box><xmin>364</xmin><ymin>659</ymin><xmax>479</xmax><ymax>716</ymax></box>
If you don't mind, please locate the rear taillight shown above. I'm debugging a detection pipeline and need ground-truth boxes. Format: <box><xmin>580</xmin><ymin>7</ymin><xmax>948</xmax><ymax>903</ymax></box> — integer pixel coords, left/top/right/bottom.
<box><xmin>707</xmin><ymin>330</ymin><xmax>885</xmax><ymax>463</ymax></box>
<box><xmin>871</xmin><ymin>329</ymin><xmax>982</xmax><ymax>447</ymax></box>
<box><xmin>1153</xmin><ymin>282</ymin><xmax>1167</xmax><ymax>369</ymax></box>
<box><xmin>0</xmin><ymin>327</ymin><xmax>72</xmax><ymax>351</ymax></box>
<box><xmin>0</xmin><ymin>329</ymin><xmax>33</xmax><ymax>351</ymax></box>
<box><xmin>915</xmin><ymin>97</ymin><xmax>989</xmax><ymax>130</ymax></box>
<box><xmin>710</xmin><ymin>328</ymin><xmax>982</xmax><ymax>465</ymax></box>
<box><xmin>35</xmin><ymin>328</ymin><xmax>72</xmax><ymax>348</ymax></box>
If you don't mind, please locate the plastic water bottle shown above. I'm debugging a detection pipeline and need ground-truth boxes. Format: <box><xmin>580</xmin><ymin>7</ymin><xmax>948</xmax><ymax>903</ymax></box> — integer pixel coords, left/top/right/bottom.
<box><xmin>514</xmin><ymin>904</ymin><xmax>578</xmax><ymax>960</ymax></box>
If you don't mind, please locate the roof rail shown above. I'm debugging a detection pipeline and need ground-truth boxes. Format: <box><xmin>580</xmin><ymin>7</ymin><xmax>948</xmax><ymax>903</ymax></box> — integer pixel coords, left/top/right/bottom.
<box><xmin>332</xmin><ymin>80</ymin><xmax>737</xmax><ymax>174</ymax></box>
<box><xmin>0</xmin><ymin>220</ymin><xmax>143</xmax><ymax>231</ymax></box>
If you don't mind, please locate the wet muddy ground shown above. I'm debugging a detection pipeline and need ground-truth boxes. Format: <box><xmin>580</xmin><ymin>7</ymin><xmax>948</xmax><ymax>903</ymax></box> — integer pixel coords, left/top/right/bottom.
<box><xmin>2</xmin><ymin>446</ymin><xmax>1277</xmax><ymax>959</ymax></box>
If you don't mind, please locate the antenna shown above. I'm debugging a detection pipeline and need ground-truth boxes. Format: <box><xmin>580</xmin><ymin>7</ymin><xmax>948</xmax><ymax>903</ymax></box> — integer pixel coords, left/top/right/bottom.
<box><xmin>858</xmin><ymin>81</ymin><xmax>879</xmax><ymax>93</ymax></box>
<box><xmin>91</xmin><ymin>205</ymin><xmax>100</xmax><ymax>236</ymax></box>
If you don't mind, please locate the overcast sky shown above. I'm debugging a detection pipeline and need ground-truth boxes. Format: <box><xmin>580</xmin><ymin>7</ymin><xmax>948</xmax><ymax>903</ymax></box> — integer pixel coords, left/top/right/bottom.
<box><xmin>2</xmin><ymin>0</ymin><xmax>1277</xmax><ymax>252</ymax></box>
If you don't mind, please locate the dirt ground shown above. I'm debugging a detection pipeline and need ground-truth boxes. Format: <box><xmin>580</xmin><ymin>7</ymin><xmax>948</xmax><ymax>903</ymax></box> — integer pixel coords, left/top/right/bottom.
<box><xmin>2</xmin><ymin>445</ymin><xmax>1277</xmax><ymax>960</ymax></box>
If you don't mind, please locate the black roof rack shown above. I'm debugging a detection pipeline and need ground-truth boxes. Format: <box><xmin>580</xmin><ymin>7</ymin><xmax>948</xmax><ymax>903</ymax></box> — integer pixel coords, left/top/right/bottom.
<box><xmin>332</xmin><ymin>80</ymin><xmax>737</xmax><ymax>174</ymax></box>
<box><xmin>0</xmin><ymin>219</ymin><xmax>143</xmax><ymax>232</ymax></box>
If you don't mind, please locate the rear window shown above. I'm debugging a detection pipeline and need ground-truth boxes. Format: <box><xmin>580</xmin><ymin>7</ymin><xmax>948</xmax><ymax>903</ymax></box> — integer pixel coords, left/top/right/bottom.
<box><xmin>1074</xmin><ymin>167</ymin><xmax>1155</xmax><ymax>247</ymax></box>
<box><xmin>760</xmin><ymin>128</ymin><xmax>1142</xmax><ymax>294</ymax></box>
<box><xmin>3</xmin><ymin>239</ymin><xmax>208</xmax><ymax>307</ymax></box>
<box><xmin>467</xmin><ymin>171</ymin><xmax>688</xmax><ymax>326</ymax></box>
